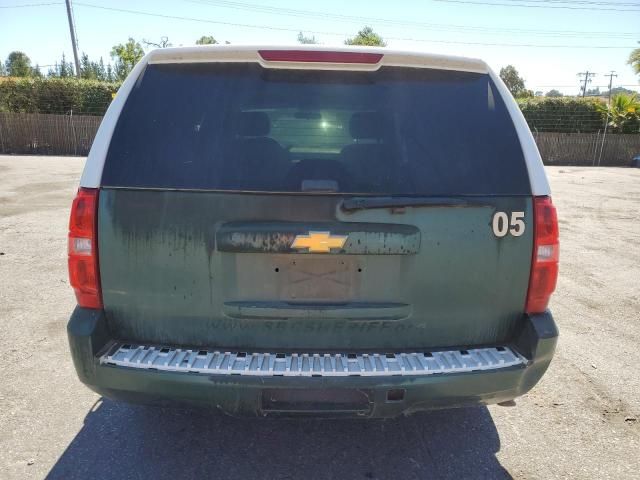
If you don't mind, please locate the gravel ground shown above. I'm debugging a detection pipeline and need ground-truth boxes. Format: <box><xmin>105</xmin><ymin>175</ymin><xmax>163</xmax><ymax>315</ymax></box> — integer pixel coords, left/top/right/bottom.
<box><xmin>0</xmin><ymin>156</ymin><xmax>638</xmax><ymax>480</ymax></box>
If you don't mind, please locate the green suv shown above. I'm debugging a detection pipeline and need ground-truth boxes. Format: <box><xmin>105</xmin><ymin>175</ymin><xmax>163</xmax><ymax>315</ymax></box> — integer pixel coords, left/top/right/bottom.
<box><xmin>67</xmin><ymin>46</ymin><xmax>559</xmax><ymax>417</ymax></box>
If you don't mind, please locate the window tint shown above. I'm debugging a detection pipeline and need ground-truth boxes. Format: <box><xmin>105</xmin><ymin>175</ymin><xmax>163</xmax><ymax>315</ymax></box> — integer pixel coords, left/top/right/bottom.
<box><xmin>103</xmin><ymin>63</ymin><xmax>530</xmax><ymax>195</ymax></box>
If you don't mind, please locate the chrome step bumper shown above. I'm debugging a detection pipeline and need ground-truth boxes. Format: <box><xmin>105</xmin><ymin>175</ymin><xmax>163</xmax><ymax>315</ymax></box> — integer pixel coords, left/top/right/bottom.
<box><xmin>100</xmin><ymin>344</ymin><xmax>525</xmax><ymax>377</ymax></box>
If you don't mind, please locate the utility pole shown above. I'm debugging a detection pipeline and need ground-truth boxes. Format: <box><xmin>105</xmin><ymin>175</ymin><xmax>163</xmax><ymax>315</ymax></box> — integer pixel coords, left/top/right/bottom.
<box><xmin>604</xmin><ymin>71</ymin><xmax>618</xmax><ymax>105</ymax></box>
<box><xmin>65</xmin><ymin>0</ymin><xmax>81</xmax><ymax>77</ymax></box>
<box><xmin>577</xmin><ymin>71</ymin><xmax>596</xmax><ymax>97</ymax></box>
<box><xmin>597</xmin><ymin>71</ymin><xmax>617</xmax><ymax>167</ymax></box>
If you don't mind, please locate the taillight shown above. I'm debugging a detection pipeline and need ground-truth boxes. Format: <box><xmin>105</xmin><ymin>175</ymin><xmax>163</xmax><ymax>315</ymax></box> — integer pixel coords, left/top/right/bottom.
<box><xmin>526</xmin><ymin>196</ymin><xmax>559</xmax><ymax>314</ymax></box>
<box><xmin>68</xmin><ymin>188</ymin><xmax>102</xmax><ymax>309</ymax></box>
<box><xmin>258</xmin><ymin>50</ymin><xmax>383</xmax><ymax>64</ymax></box>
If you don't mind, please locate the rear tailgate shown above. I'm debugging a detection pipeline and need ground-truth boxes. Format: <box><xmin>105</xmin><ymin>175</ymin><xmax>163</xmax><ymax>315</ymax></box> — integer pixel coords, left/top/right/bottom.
<box><xmin>99</xmin><ymin>191</ymin><xmax>531</xmax><ymax>349</ymax></box>
<box><xmin>97</xmin><ymin>59</ymin><xmax>534</xmax><ymax>351</ymax></box>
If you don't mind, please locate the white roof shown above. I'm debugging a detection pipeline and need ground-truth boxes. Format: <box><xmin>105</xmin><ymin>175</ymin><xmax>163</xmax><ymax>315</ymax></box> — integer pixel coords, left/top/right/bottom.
<box><xmin>147</xmin><ymin>44</ymin><xmax>489</xmax><ymax>74</ymax></box>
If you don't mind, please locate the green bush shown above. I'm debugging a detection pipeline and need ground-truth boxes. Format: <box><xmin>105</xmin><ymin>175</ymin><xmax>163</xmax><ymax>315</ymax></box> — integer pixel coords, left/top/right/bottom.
<box><xmin>517</xmin><ymin>97</ymin><xmax>606</xmax><ymax>133</ymax></box>
<box><xmin>0</xmin><ymin>77</ymin><xmax>120</xmax><ymax>116</ymax></box>
<box><xmin>0</xmin><ymin>78</ymin><xmax>629</xmax><ymax>135</ymax></box>
<box><xmin>596</xmin><ymin>93</ymin><xmax>640</xmax><ymax>134</ymax></box>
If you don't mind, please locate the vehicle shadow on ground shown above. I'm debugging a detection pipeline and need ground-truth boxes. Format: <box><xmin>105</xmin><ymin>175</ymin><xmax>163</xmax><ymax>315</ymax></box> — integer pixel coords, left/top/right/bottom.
<box><xmin>46</xmin><ymin>399</ymin><xmax>512</xmax><ymax>480</ymax></box>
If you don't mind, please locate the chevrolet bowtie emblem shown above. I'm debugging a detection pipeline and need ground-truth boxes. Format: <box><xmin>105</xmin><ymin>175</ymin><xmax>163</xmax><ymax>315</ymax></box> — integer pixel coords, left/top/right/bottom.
<box><xmin>291</xmin><ymin>231</ymin><xmax>348</xmax><ymax>253</ymax></box>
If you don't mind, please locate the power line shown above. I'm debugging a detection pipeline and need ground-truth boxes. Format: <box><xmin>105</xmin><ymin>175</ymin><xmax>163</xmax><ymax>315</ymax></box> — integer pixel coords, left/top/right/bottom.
<box><xmin>532</xmin><ymin>84</ymin><xmax>639</xmax><ymax>88</ymax></box>
<box><xmin>0</xmin><ymin>2</ymin><xmax>62</xmax><ymax>8</ymax></box>
<box><xmin>186</xmin><ymin>0</ymin><xmax>638</xmax><ymax>38</ymax></box>
<box><xmin>72</xmin><ymin>2</ymin><xmax>637</xmax><ymax>49</ymax></box>
<box><xmin>502</xmin><ymin>0</ymin><xmax>640</xmax><ymax>6</ymax></box>
<box><xmin>3</xmin><ymin>0</ymin><xmax>637</xmax><ymax>41</ymax></box>
<box><xmin>3</xmin><ymin>0</ymin><xmax>633</xmax><ymax>37</ymax></box>
<box><xmin>433</xmin><ymin>0</ymin><xmax>640</xmax><ymax>12</ymax></box>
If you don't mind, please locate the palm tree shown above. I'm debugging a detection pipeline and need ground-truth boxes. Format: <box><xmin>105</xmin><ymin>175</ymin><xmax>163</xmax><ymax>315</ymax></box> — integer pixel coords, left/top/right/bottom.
<box><xmin>597</xmin><ymin>93</ymin><xmax>640</xmax><ymax>133</ymax></box>
<box><xmin>629</xmin><ymin>47</ymin><xmax>640</xmax><ymax>75</ymax></box>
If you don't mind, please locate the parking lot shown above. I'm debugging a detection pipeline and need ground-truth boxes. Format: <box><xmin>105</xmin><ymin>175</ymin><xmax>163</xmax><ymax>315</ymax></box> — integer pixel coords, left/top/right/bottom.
<box><xmin>0</xmin><ymin>155</ymin><xmax>638</xmax><ymax>479</ymax></box>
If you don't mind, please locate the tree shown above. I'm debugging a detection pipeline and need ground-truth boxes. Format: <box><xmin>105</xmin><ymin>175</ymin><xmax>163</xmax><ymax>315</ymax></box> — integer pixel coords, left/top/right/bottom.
<box><xmin>96</xmin><ymin>58</ymin><xmax>107</xmax><ymax>81</ymax></box>
<box><xmin>5</xmin><ymin>51</ymin><xmax>34</xmax><ymax>77</ymax></box>
<box><xmin>105</xmin><ymin>63</ymin><xmax>114</xmax><ymax>82</ymax></box>
<box><xmin>111</xmin><ymin>38</ymin><xmax>145</xmax><ymax>81</ymax></box>
<box><xmin>60</xmin><ymin>53</ymin><xmax>74</xmax><ymax>77</ymax></box>
<box><xmin>78</xmin><ymin>53</ymin><xmax>110</xmax><ymax>81</ymax></box>
<box><xmin>545</xmin><ymin>89</ymin><xmax>563</xmax><ymax>98</ymax></box>
<box><xmin>596</xmin><ymin>93</ymin><xmax>640</xmax><ymax>133</ymax></box>
<box><xmin>604</xmin><ymin>86</ymin><xmax>636</xmax><ymax>97</ymax></box>
<box><xmin>143</xmin><ymin>36</ymin><xmax>172</xmax><ymax>49</ymax></box>
<box><xmin>628</xmin><ymin>46</ymin><xmax>640</xmax><ymax>76</ymax></box>
<box><xmin>48</xmin><ymin>53</ymin><xmax>75</xmax><ymax>78</ymax></box>
<box><xmin>80</xmin><ymin>53</ymin><xmax>96</xmax><ymax>80</ymax></box>
<box><xmin>297</xmin><ymin>32</ymin><xmax>318</xmax><ymax>44</ymax></box>
<box><xmin>499</xmin><ymin>65</ymin><xmax>528</xmax><ymax>98</ymax></box>
<box><xmin>196</xmin><ymin>35</ymin><xmax>218</xmax><ymax>45</ymax></box>
<box><xmin>345</xmin><ymin>27</ymin><xmax>386</xmax><ymax>47</ymax></box>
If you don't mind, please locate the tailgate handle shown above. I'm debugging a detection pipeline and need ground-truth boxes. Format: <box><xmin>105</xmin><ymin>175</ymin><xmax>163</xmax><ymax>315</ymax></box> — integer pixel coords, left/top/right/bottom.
<box><xmin>216</xmin><ymin>222</ymin><xmax>421</xmax><ymax>255</ymax></box>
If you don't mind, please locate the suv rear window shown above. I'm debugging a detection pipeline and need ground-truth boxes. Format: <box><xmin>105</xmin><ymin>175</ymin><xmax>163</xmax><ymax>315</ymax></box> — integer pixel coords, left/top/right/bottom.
<box><xmin>103</xmin><ymin>63</ymin><xmax>530</xmax><ymax>195</ymax></box>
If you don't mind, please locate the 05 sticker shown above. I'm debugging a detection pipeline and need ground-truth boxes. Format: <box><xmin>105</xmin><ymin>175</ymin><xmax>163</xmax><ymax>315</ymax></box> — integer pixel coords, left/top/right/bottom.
<box><xmin>492</xmin><ymin>211</ymin><xmax>525</xmax><ymax>237</ymax></box>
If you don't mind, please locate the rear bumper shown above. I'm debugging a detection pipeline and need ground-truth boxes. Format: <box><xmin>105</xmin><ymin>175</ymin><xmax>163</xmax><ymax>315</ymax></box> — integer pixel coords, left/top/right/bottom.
<box><xmin>67</xmin><ymin>308</ymin><xmax>558</xmax><ymax>417</ymax></box>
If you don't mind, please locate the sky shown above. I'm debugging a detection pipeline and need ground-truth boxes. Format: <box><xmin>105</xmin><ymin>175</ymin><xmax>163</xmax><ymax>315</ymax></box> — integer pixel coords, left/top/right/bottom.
<box><xmin>1</xmin><ymin>0</ymin><xmax>639</xmax><ymax>95</ymax></box>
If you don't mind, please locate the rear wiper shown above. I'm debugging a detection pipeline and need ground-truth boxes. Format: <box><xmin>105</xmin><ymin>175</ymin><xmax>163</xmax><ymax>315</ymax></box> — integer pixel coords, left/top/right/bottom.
<box><xmin>341</xmin><ymin>197</ymin><xmax>489</xmax><ymax>211</ymax></box>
